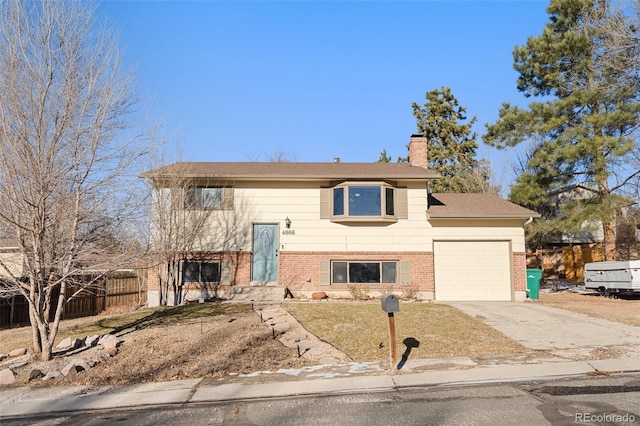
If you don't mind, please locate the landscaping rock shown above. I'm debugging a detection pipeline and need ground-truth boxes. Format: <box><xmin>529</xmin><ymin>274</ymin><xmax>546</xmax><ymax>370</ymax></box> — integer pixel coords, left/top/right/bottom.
<box><xmin>42</xmin><ymin>371</ymin><xmax>62</xmax><ymax>381</ymax></box>
<box><xmin>86</xmin><ymin>335</ymin><xmax>100</xmax><ymax>347</ymax></box>
<box><xmin>0</xmin><ymin>368</ymin><xmax>16</xmax><ymax>385</ymax></box>
<box><xmin>274</xmin><ymin>323</ymin><xmax>290</xmax><ymax>332</ymax></box>
<box><xmin>4</xmin><ymin>354</ymin><xmax>30</xmax><ymax>369</ymax></box>
<box><xmin>16</xmin><ymin>369</ymin><xmax>43</xmax><ymax>384</ymax></box>
<box><xmin>29</xmin><ymin>369</ymin><xmax>43</xmax><ymax>381</ymax></box>
<box><xmin>312</xmin><ymin>291</ymin><xmax>328</xmax><ymax>300</ymax></box>
<box><xmin>106</xmin><ymin>347</ymin><xmax>118</xmax><ymax>357</ymax></box>
<box><xmin>61</xmin><ymin>361</ymin><xmax>78</xmax><ymax>377</ymax></box>
<box><xmin>99</xmin><ymin>334</ymin><xmax>122</xmax><ymax>350</ymax></box>
<box><xmin>60</xmin><ymin>358</ymin><xmax>90</xmax><ymax>377</ymax></box>
<box><xmin>0</xmin><ymin>354</ymin><xmax>6</xmax><ymax>362</ymax></box>
<box><xmin>8</xmin><ymin>361</ymin><xmax>28</xmax><ymax>369</ymax></box>
<box><xmin>56</xmin><ymin>337</ymin><xmax>73</xmax><ymax>349</ymax></box>
<box><xmin>8</xmin><ymin>347</ymin><xmax>27</xmax><ymax>357</ymax></box>
<box><xmin>74</xmin><ymin>359</ymin><xmax>90</xmax><ymax>372</ymax></box>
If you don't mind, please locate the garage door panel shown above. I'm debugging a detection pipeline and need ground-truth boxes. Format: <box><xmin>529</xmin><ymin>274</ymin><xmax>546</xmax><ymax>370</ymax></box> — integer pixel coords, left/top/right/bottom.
<box><xmin>434</xmin><ymin>241</ymin><xmax>512</xmax><ymax>301</ymax></box>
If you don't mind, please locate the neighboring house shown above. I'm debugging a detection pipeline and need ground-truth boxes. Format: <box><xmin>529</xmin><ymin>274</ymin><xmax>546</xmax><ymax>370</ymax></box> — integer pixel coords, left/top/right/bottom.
<box><xmin>0</xmin><ymin>239</ymin><xmax>23</xmax><ymax>279</ymax></box>
<box><xmin>141</xmin><ymin>135</ymin><xmax>539</xmax><ymax>305</ymax></box>
<box><xmin>542</xmin><ymin>185</ymin><xmax>605</xmax><ymax>245</ymax></box>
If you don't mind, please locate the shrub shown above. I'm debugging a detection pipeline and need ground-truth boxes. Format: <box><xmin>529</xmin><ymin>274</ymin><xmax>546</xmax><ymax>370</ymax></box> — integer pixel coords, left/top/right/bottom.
<box><xmin>347</xmin><ymin>285</ymin><xmax>368</xmax><ymax>300</ymax></box>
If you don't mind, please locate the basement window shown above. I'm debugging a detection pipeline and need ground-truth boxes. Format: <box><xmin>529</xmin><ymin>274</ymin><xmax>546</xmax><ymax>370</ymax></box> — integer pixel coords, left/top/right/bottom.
<box><xmin>182</xmin><ymin>261</ymin><xmax>221</xmax><ymax>283</ymax></box>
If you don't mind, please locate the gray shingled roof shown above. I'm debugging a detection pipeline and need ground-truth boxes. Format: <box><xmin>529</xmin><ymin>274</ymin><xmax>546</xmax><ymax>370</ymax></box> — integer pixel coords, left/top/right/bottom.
<box><xmin>140</xmin><ymin>162</ymin><xmax>440</xmax><ymax>181</ymax></box>
<box><xmin>428</xmin><ymin>193</ymin><xmax>540</xmax><ymax>219</ymax></box>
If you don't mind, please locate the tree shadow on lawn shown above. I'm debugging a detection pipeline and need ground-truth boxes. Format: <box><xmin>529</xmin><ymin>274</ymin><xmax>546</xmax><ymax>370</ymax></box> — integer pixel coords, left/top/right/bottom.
<box><xmin>94</xmin><ymin>302</ymin><xmax>252</xmax><ymax>337</ymax></box>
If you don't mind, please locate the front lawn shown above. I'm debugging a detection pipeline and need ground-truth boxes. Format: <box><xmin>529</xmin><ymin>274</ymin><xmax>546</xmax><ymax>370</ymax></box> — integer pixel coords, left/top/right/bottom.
<box><xmin>284</xmin><ymin>301</ymin><xmax>526</xmax><ymax>362</ymax></box>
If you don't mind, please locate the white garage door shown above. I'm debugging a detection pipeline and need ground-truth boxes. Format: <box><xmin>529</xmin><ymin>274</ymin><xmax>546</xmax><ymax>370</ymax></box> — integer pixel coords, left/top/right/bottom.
<box><xmin>434</xmin><ymin>241</ymin><xmax>512</xmax><ymax>301</ymax></box>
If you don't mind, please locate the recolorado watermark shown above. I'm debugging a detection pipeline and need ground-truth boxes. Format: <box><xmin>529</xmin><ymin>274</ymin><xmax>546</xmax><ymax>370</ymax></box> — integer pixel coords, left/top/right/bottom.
<box><xmin>575</xmin><ymin>412</ymin><xmax>636</xmax><ymax>424</ymax></box>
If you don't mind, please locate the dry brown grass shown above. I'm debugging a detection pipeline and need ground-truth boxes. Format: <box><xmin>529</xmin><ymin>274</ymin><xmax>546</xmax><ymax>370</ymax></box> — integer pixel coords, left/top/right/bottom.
<box><xmin>538</xmin><ymin>291</ymin><xmax>640</xmax><ymax>327</ymax></box>
<box><xmin>284</xmin><ymin>301</ymin><xmax>527</xmax><ymax>361</ymax></box>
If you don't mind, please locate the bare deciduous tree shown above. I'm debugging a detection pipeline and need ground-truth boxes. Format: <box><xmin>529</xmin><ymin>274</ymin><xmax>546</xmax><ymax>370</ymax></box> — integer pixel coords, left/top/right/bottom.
<box><xmin>142</xmin><ymin>158</ymin><xmax>254</xmax><ymax>306</ymax></box>
<box><xmin>0</xmin><ymin>1</ymin><xmax>146</xmax><ymax>360</ymax></box>
<box><xmin>143</xmin><ymin>156</ymin><xmax>216</xmax><ymax>306</ymax></box>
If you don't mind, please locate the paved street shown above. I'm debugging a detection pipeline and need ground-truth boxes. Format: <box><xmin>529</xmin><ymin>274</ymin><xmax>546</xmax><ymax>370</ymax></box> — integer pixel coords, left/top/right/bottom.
<box><xmin>2</xmin><ymin>374</ymin><xmax>639</xmax><ymax>425</ymax></box>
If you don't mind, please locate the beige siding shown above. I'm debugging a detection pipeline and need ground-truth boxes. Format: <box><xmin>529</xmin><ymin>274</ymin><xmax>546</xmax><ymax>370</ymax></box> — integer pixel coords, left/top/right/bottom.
<box><xmin>193</xmin><ymin>181</ymin><xmax>432</xmax><ymax>253</ymax></box>
<box><xmin>0</xmin><ymin>251</ymin><xmax>23</xmax><ymax>278</ymax></box>
<box><xmin>427</xmin><ymin>219</ymin><xmax>527</xmax><ymax>252</ymax></box>
<box><xmin>166</xmin><ymin>181</ymin><xmax>527</xmax><ymax>256</ymax></box>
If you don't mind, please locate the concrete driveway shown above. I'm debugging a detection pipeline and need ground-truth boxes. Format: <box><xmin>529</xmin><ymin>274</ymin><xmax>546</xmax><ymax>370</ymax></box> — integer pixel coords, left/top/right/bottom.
<box><xmin>449</xmin><ymin>302</ymin><xmax>640</xmax><ymax>358</ymax></box>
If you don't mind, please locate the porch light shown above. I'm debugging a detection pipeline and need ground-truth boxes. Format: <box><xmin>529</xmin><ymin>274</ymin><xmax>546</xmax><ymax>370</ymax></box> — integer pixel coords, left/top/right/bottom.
<box><xmin>285</xmin><ymin>217</ymin><xmax>292</xmax><ymax>229</ymax></box>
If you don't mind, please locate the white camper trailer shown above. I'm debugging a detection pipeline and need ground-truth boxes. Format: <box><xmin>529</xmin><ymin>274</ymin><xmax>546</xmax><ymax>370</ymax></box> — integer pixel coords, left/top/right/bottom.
<box><xmin>584</xmin><ymin>260</ymin><xmax>640</xmax><ymax>296</ymax></box>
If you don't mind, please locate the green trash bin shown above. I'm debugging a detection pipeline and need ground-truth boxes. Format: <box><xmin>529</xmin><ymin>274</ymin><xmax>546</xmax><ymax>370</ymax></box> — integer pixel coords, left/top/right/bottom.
<box><xmin>526</xmin><ymin>268</ymin><xmax>543</xmax><ymax>300</ymax></box>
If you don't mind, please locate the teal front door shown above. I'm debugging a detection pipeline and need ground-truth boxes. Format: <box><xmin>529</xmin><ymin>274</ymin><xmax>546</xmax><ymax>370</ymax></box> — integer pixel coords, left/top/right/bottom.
<box><xmin>251</xmin><ymin>224</ymin><xmax>278</xmax><ymax>282</ymax></box>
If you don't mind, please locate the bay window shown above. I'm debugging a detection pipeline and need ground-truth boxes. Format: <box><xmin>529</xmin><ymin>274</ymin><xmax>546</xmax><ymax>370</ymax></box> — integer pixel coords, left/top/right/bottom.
<box><xmin>326</xmin><ymin>181</ymin><xmax>403</xmax><ymax>223</ymax></box>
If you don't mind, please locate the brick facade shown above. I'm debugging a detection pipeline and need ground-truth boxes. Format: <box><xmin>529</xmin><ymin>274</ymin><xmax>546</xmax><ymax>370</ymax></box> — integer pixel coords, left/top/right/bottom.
<box><xmin>147</xmin><ymin>251</ymin><xmax>252</xmax><ymax>292</ymax></box>
<box><xmin>148</xmin><ymin>249</ymin><xmax>528</xmax><ymax>302</ymax></box>
<box><xmin>279</xmin><ymin>251</ymin><xmax>434</xmax><ymax>292</ymax></box>
<box><xmin>513</xmin><ymin>251</ymin><xmax>527</xmax><ymax>292</ymax></box>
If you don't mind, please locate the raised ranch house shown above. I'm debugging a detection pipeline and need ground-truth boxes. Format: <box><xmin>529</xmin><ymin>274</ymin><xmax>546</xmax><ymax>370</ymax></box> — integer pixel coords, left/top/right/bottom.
<box><xmin>141</xmin><ymin>135</ymin><xmax>539</xmax><ymax>305</ymax></box>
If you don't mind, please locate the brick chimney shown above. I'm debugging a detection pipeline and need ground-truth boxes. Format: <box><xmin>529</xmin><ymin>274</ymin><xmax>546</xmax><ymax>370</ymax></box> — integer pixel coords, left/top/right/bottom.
<box><xmin>408</xmin><ymin>134</ymin><xmax>428</xmax><ymax>168</ymax></box>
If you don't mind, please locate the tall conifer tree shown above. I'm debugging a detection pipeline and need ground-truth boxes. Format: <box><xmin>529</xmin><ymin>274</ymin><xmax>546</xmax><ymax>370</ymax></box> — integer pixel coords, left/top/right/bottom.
<box><xmin>484</xmin><ymin>0</ymin><xmax>640</xmax><ymax>258</ymax></box>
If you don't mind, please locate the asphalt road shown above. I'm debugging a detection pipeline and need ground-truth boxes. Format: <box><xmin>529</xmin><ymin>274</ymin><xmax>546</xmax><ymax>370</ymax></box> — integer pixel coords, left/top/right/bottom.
<box><xmin>3</xmin><ymin>374</ymin><xmax>639</xmax><ymax>426</ymax></box>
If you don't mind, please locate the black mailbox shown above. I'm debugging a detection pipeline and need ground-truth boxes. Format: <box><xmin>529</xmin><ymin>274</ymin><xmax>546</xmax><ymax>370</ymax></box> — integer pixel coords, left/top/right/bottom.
<box><xmin>381</xmin><ymin>294</ymin><xmax>399</xmax><ymax>313</ymax></box>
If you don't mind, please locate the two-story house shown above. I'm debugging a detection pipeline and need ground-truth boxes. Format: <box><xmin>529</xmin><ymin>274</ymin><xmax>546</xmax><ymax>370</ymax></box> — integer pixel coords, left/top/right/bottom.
<box><xmin>141</xmin><ymin>135</ymin><xmax>539</xmax><ymax>305</ymax></box>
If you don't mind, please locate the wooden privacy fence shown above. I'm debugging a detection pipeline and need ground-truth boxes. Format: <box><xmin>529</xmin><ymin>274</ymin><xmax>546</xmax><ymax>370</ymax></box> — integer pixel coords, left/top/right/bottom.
<box><xmin>0</xmin><ymin>271</ymin><xmax>147</xmax><ymax>329</ymax></box>
<box><xmin>527</xmin><ymin>244</ymin><xmax>604</xmax><ymax>282</ymax></box>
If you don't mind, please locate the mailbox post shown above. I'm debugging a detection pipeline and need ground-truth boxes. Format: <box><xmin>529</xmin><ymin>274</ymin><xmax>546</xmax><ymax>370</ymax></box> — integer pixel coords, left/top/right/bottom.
<box><xmin>381</xmin><ymin>294</ymin><xmax>399</xmax><ymax>371</ymax></box>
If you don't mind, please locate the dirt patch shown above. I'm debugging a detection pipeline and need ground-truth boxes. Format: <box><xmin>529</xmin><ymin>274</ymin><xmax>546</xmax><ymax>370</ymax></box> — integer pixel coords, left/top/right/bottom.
<box><xmin>2</xmin><ymin>306</ymin><xmax>312</xmax><ymax>389</ymax></box>
<box><xmin>53</xmin><ymin>315</ymin><xmax>310</xmax><ymax>387</ymax></box>
<box><xmin>538</xmin><ymin>290</ymin><xmax>640</xmax><ymax>327</ymax></box>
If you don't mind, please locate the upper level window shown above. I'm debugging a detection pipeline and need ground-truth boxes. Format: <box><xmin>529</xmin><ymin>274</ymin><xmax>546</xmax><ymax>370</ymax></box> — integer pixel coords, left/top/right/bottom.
<box><xmin>321</xmin><ymin>181</ymin><xmax>407</xmax><ymax>223</ymax></box>
<box><xmin>183</xmin><ymin>187</ymin><xmax>233</xmax><ymax>210</ymax></box>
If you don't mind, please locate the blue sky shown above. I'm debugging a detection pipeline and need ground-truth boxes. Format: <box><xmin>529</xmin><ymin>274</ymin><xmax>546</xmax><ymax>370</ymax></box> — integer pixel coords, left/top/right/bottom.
<box><xmin>100</xmin><ymin>0</ymin><xmax>551</xmax><ymax>190</ymax></box>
